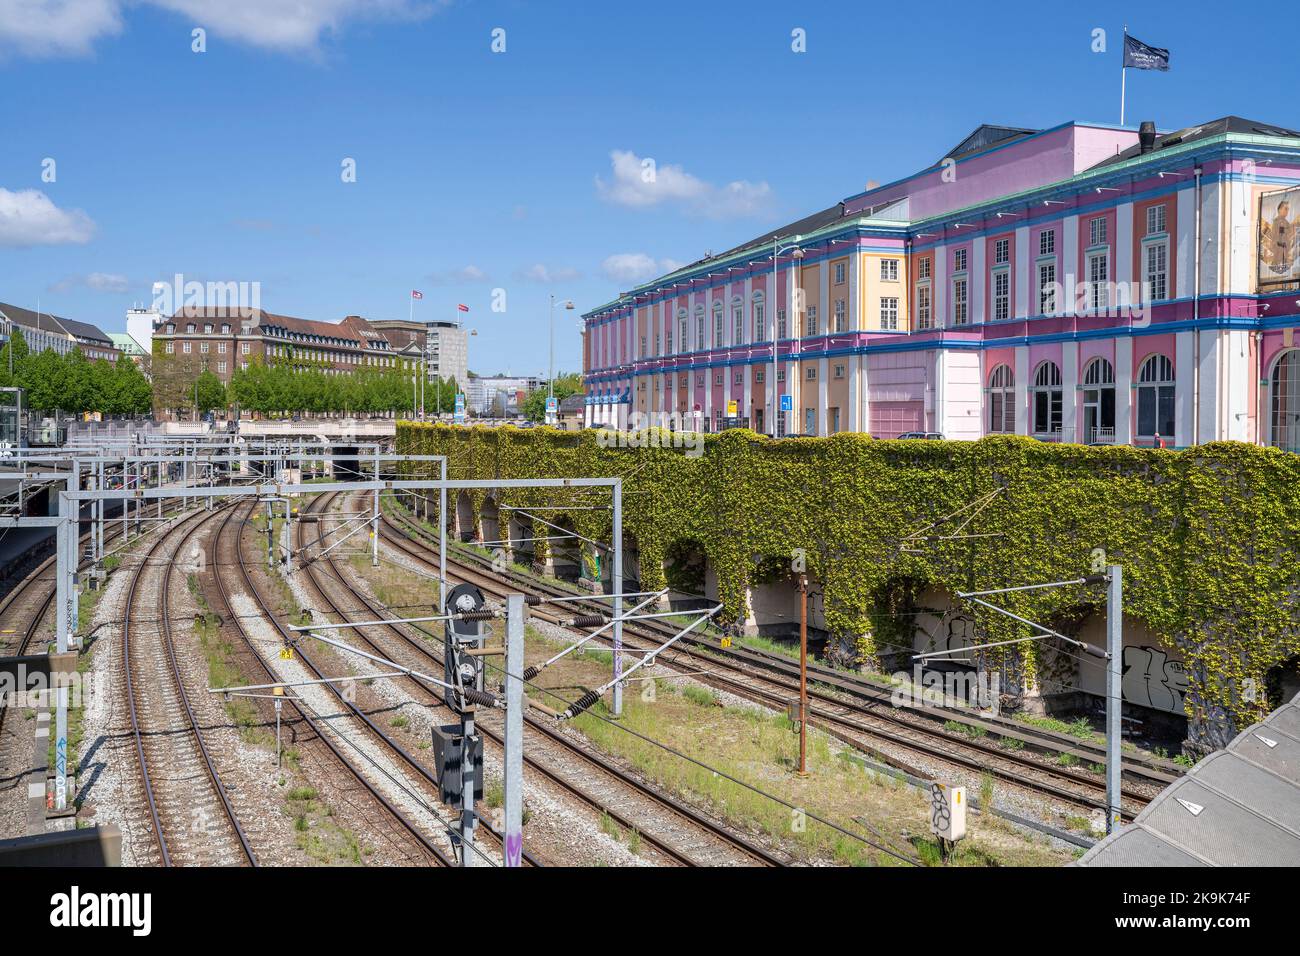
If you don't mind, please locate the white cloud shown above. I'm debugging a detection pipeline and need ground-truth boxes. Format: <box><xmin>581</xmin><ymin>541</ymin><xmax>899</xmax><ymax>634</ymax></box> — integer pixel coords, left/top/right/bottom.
<box><xmin>601</xmin><ymin>253</ymin><xmax>683</xmax><ymax>285</ymax></box>
<box><xmin>49</xmin><ymin>271</ymin><xmax>130</xmax><ymax>293</ymax></box>
<box><xmin>0</xmin><ymin>0</ymin><xmax>122</xmax><ymax>58</ymax></box>
<box><xmin>428</xmin><ymin>264</ymin><xmax>490</xmax><ymax>285</ymax></box>
<box><xmin>595</xmin><ymin>150</ymin><xmax>773</xmax><ymax>219</ymax></box>
<box><xmin>0</xmin><ymin>1</ymin><xmax>438</xmax><ymax>57</ymax></box>
<box><xmin>514</xmin><ymin>263</ymin><xmax>581</xmax><ymax>284</ymax></box>
<box><xmin>0</xmin><ymin>188</ymin><xmax>97</xmax><ymax>247</ymax></box>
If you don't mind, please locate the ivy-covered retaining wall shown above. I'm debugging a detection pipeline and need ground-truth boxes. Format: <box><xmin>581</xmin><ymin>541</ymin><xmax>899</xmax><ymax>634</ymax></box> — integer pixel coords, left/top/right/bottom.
<box><xmin>398</xmin><ymin>423</ymin><xmax>1300</xmax><ymax>752</ymax></box>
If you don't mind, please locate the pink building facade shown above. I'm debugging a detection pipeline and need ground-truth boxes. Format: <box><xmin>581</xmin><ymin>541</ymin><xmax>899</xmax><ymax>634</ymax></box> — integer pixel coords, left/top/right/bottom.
<box><xmin>583</xmin><ymin>117</ymin><xmax>1300</xmax><ymax>450</ymax></box>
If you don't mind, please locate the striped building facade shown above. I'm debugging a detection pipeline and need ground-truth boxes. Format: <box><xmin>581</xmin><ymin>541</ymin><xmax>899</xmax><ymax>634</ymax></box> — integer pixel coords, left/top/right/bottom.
<box><xmin>582</xmin><ymin>117</ymin><xmax>1300</xmax><ymax>450</ymax></box>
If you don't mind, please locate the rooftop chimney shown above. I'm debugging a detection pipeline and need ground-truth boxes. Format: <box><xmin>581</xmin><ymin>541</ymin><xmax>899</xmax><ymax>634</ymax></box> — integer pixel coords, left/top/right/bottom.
<box><xmin>1138</xmin><ymin>121</ymin><xmax>1157</xmax><ymax>154</ymax></box>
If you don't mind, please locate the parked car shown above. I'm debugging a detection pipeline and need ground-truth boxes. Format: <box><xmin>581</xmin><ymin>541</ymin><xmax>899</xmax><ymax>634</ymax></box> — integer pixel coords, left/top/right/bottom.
<box><xmin>897</xmin><ymin>431</ymin><xmax>946</xmax><ymax>440</ymax></box>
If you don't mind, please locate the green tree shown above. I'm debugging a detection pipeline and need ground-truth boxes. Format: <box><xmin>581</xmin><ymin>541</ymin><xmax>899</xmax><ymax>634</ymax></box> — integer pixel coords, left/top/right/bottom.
<box><xmin>194</xmin><ymin>369</ymin><xmax>227</xmax><ymax>414</ymax></box>
<box><xmin>522</xmin><ymin>371</ymin><xmax>583</xmax><ymax>421</ymax></box>
<box><xmin>0</xmin><ymin>327</ymin><xmax>30</xmax><ymax>388</ymax></box>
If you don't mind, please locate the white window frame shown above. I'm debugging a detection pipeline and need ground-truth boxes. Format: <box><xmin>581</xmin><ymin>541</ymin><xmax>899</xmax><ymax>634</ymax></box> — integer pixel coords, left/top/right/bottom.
<box><xmin>1090</xmin><ymin>216</ymin><xmax>1107</xmax><ymax>247</ymax></box>
<box><xmin>994</xmin><ymin>237</ymin><xmax>1010</xmax><ymax>265</ymax></box>
<box><xmin>880</xmin><ymin>259</ymin><xmax>899</xmax><ymax>282</ymax></box>
<box><xmin>951</xmin><ymin>278</ymin><xmax>968</xmax><ymax>325</ymax></box>
<box><xmin>1038</xmin><ymin>260</ymin><xmax>1056</xmax><ymax>315</ymax></box>
<box><xmin>1144</xmin><ymin>240</ymin><xmax>1168</xmax><ymax>303</ymax></box>
<box><xmin>1039</xmin><ymin>230</ymin><xmax>1055</xmax><ymax>256</ymax></box>
<box><xmin>880</xmin><ymin>297</ymin><xmax>899</xmax><ymax>330</ymax></box>
<box><xmin>1146</xmin><ymin>203</ymin><xmax>1167</xmax><ymax>236</ymax></box>
<box><xmin>915</xmin><ymin>283</ymin><xmax>932</xmax><ymax>329</ymax></box>
<box><xmin>993</xmin><ymin>269</ymin><xmax>1010</xmax><ymax>321</ymax></box>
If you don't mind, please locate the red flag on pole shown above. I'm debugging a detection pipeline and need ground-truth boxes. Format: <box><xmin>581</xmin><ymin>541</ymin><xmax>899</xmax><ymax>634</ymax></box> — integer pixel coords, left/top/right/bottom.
<box><xmin>457</xmin><ymin>303</ymin><xmax>469</xmax><ymax>312</ymax></box>
<box><xmin>411</xmin><ymin>290</ymin><xmax>423</xmax><ymax>299</ymax></box>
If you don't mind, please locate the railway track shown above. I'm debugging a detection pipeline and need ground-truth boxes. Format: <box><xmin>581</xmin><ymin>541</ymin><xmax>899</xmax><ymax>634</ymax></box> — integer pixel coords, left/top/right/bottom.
<box><xmin>209</xmin><ymin>500</ymin><xmax>458</xmax><ymax>866</ymax></box>
<box><xmin>122</xmin><ymin>505</ymin><xmax>258</xmax><ymax>866</ymax></box>
<box><xmin>380</xmin><ymin>495</ymin><xmax>1163</xmax><ymax>821</ymax></box>
<box><xmin>303</xmin><ymin>491</ymin><xmax>786</xmax><ymax>867</ymax></box>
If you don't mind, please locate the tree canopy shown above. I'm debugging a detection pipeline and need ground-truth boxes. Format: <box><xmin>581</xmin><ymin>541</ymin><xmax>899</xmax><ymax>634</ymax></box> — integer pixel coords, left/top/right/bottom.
<box><xmin>0</xmin><ymin>329</ymin><xmax>152</xmax><ymax>415</ymax></box>
<box><xmin>522</xmin><ymin>371</ymin><xmax>583</xmax><ymax>421</ymax></box>
<box><xmin>227</xmin><ymin>356</ymin><xmax>456</xmax><ymax>417</ymax></box>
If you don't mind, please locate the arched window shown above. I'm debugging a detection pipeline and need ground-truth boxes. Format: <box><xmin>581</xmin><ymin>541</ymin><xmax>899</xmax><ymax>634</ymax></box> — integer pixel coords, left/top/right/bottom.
<box><xmin>1136</xmin><ymin>355</ymin><xmax>1175</xmax><ymax>441</ymax></box>
<box><xmin>988</xmin><ymin>365</ymin><xmax>1015</xmax><ymax>433</ymax></box>
<box><xmin>1270</xmin><ymin>350</ymin><xmax>1300</xmax><ymax>453</ymax></box>
<box><xmin>751</xmin><ymin>292</ymin><xmax>766</xmax><ymax>343</ymax></box>
<box><xmin>1082</xmin><ymin>357</ymin><xmax>1116</xmax><ymax>444</ymax></box>
<box><xmin>1032</xmin><ymin>361</ymin><xmax>1063</xmax><ymax>435</ymax></box>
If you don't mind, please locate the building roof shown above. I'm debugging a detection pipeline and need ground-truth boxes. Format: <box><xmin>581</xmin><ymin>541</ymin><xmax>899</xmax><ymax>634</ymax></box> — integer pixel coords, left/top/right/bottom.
<box><xmin>0</xmin><ymin>301</ymin><xmax>114</xmax><ymax>347</ymax></box>
<box><xmin>942</xmin><ymin>124</ymin><xmax>1039</xmax><ymax>162</ymax></box>
<box><xmin>166</xmin><ymin>307</ymin><xmax>390</xmax><ymax>349</ymax></box>
<box><xmin>1088</xmin><ymin>115</ymin><xmax>1300</xmax><ymax>170</ymax></box>
<box><xmin>1078</xmin><ymin>690</ymin><xmax>1300</xmax><ymax>867</ymax></box>
<box><xmin>107</xmin><ymin>332</ymin><xmax>146</xmax><ymax>355</ymax></box>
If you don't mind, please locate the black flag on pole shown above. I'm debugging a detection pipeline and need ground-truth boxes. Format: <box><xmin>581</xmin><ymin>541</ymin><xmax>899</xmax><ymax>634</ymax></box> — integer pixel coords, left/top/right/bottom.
<box><xmin>1123</xmin><ymin>34</ymin><xmax>1170</xmax><ymax>71</ymax></box>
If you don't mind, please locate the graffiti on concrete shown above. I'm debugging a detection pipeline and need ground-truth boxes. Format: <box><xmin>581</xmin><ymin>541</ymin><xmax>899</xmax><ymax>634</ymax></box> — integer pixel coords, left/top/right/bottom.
<box><xmin>1122</xmin><ymin>644</ymin><xmax>1188</xmax><ymax>714</ymax></box>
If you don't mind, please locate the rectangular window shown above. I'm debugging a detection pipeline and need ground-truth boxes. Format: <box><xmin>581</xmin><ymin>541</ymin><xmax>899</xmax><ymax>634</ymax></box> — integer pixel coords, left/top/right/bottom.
<box><xmin>182</xmin><ymin>342</ymin><xmax>191</xmax><ymax>354</ymax></box>
<box><xmin>953</xmin><ymin>249</ymin><xmax>967</xmax><ymax>273</ymax></box>
<box><xmin>806</xmin><ymin>305</ymin><xmax>819</xmax><ymax>336</ymax></box>
<box><xmin>696</xmin><ymin>316</ymin><xmax>705</xmax><ymax>351</ymax></box>
<box><xmin>806</xmin><ymin>366</ymin><xmax>816</xmax><ymax>381</ymax></box>
<box><xmin>833</xmin><ymin>364</ymin><xmax>846</xmax><ymax>379</ymax></box>
<box><xmin>217</xmin><ymin>361</ymin><xmax>227</xmax><ymax>374</ymax></box>
<box><xmin>1088</xmin><ymin>252</ymin><xmax>1109</xmax><ymax>309</ymax></box>
<box><xmin>880</xmin><ymin>259</ymin><xmax>899</xmax><ymax>281</ymax></box>
<box><xmin>1039</xmin><ymin>230</ymin><xmax>1055</xmax><ymax>256</ymax></box>
<box><xmin>952</xmin><ymin>279</ymin><xmax>968</xmax><ymax>325</ymax></box>
<box><xmin>200</xmin><ymin>342</ymin><xmax>209</xmax><ymax>353</ymax></box>
<box><xmin>994</xmin><ymin>238</ymin><xmax>1010</xmax><ymax>264</ymax></box>
<box><xmin>993</xmin><ymin>270</ymin><xmax>1010</xmax><ymax>321</ymax></box>
<box><xmin>733</xmin><ymin>307</ymin><xmax>743</xmax><ymax>344</ymax></box>
<box><xmin>241</xmin><ymin>342</ymin><xmax>250</xmax><ymax>354</ymax></box>
<box><xmin>165</xmin><ymin>342</ymin><xmax>174</xmax><ymax>354</ymax></box>
<box><xmin>776</xmin><ymin>370</ymin><xmax>785</xmax><ymax>382</ymax></box>
<box><xmin>755</xmin><ymin>369</ymin><xmax>765</xmax><ymax>384</ymax></box>
<box><xmin>834</xmin><ymin>262</ymin><xmax>846</xmax><ymax>285</ymax></box>
<box><xmin>752</xmin><ymin>303</ymin><xmax>765</xmax><ymax>342</ymax></box>
<box><xmin>714</xmin><ymin>372</ymin><xmax>723</xmax><ymax>386</ymax></box>
<box><xmin>834</xmin><ymin>298</ymin><xmax>847</xmax><ymax>331</ymax></box>
<box><xmin>639</xmin><ymin>335</ymin><xmax>646</xmax><ymax>357</ymax></box>
<box><xmin>777</xmin><ymin>309</ymin><xmax>787</xmax><ymax>339</ymax></box>
<box><xmin>1145</xmin><ymin>242</ymin><xmax>1168</xmax><ymax>301</ymax></box>
<box><xmin>916</xmin><ymin>285</ymin><xmax>932</xmax><ymax>329</ymax></box>
<box><xmin>1038</xmin><ymin>262</ymin><xmax>1056</xmax><ymax>314</ymax></box>
<box><xmin>654</xmin><ymin>333</ymin><xmax>661</xmax><ymax>355</ymax></box>
<box><xmin>1146</xmin><ymin>204</ymin><xmax>1167</xmax><ymax>235</ymax></box>
<box><xmin>1090</xmin><ymin>216</ymin><xmax>1107</xmax><ymax>246</ymax></box>
<box><xmin>880</xmin><ymin>297</ymin><xmax>899</xmax><ymax>330</ymax></box>
<box><xmin>217</xmin><ymin>342</ymin><xmax>226</xmax><ymax>354</ymax></box>
<box><xmin>734</xmin><ymin>371</ymin><xmax>743</xmax><ymax>385</ymax></box>
<box><xmin>918</xmin><ymin>257</ymin><xmax>932</xmax><ymax>280</ymax></box>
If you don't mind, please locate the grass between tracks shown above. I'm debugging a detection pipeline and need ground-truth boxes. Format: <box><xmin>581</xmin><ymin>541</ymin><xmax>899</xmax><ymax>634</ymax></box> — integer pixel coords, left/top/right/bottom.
<box><xmin>353</xmin><ymin>534</ymin><xmax>1074</xmax><ymax>867</ymax></box>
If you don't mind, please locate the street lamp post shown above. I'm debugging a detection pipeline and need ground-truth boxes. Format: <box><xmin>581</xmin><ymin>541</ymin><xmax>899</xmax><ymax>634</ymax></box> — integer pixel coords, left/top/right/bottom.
<box><xmin>771</xmin><ymin>236</ymin><xmax>803</xmax><ymax>437</ymax></box>
<box><xmin>548</xmin><ymin>294</ymin><xmax>574</xmax><ymax>425</ymax></box>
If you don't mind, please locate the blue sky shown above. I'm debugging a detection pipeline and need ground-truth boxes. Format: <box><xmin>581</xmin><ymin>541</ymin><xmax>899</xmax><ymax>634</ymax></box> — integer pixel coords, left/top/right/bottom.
<box><xmin>1</xmin><ymin>0</ymin><xmax>1293</xmax><ymax>376</ymax></box>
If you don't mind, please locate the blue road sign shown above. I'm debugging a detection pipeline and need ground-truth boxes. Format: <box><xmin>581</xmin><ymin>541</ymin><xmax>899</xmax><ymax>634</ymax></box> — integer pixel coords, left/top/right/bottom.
<box><xmin>780</xmin><ymin>394</ymin><xmax>794</xmax><ymax>412</ymax></box>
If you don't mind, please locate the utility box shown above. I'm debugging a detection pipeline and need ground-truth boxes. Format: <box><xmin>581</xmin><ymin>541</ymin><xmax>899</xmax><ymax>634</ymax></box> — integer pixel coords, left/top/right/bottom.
<box><xmin>929</xmin><ymin>781</ymin><xmax>967</xmax><ymax>842</ymax></box>
<box><xmin>431</xmin><ymin>724</ymin><xmax>483</xmax><ymax>805</ymax></box>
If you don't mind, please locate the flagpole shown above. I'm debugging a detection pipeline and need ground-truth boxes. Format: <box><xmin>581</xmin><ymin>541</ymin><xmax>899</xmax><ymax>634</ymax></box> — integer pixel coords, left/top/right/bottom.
<box><xmin>1120</xmin><ymin>24</ymin><xmax>1127</xmax><ymax>126</ymax></box>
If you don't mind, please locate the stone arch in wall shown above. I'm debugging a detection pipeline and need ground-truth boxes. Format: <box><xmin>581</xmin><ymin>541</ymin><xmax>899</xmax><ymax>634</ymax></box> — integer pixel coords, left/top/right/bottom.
<box><xmin>455</xmin><ymin>491</ymin><xmax>476</xmax><ymax>542</ymax></box>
